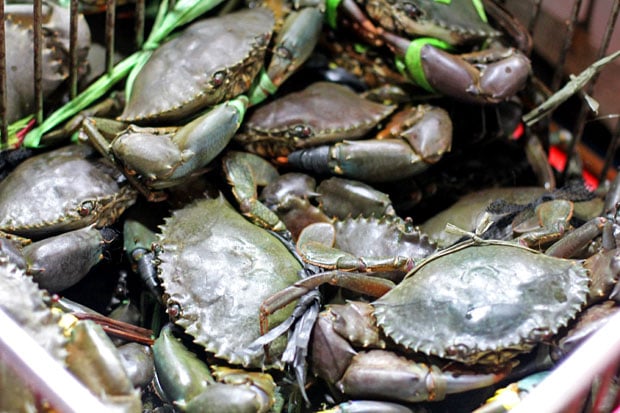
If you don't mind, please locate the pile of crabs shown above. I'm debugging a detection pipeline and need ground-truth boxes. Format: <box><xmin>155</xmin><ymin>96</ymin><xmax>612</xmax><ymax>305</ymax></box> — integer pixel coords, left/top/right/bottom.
<box><xmin>2</xmin><ymin>0</ymin><xmax>620</xmax><ymax>412</ymax></box>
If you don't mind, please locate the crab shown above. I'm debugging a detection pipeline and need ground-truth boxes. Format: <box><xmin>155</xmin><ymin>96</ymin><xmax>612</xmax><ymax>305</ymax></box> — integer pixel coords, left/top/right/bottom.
<box><xmin>327</xmin><ymin>0</ymin><xmax>532</xmax><ymax>104</ymax></box>
<box><xmin>258</xmin><ymin>239</ymin><xmax>589</xmax><ymax>403</ymax></box>
<box><xmin>296</xmin><ymin>216</ymin><xmax>437</xmax><ymax>283</ymax></box>
<box><xmin>82</xmin><ymin>5</ymin><xmax>324</xmax><ymax>201</ymax></box>
<box><xmin>0</xmin><ymin>144</ymin><xmax>137</xmax><ymax>291</ymax></box>
<box><xmin>235</xmin><ymin>81</ymin><xmax>453</xmax><ymax>183</ymax></box>
<box><xmin>119</xmin><ymin>187</ymin><xmax>320</xmax><ymax>410</ymax></box>
<box><xmin>154</xmin><ymin>192</ymin><xmax>303</xmax><ymax>368</ymax></box>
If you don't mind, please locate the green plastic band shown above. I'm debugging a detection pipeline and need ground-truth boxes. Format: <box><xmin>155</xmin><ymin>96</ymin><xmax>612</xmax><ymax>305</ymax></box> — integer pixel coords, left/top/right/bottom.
<box><xmin>471</xmin><ymin>0</ymin><xmax>488</xmax><ymax>22</ymax></box>
<box><xmin>248</xmin><ymin>69</ymin><xmax>278</xmax><ymax>106</ymax></box>
<box><xmin>404</xmin><ymin>37</ymin><xmax>451</xmax><ymax>92</ymax></box>
<box><xmin>353</xmin><ymin>43</ymin><xmax>369</xmax><ymax>54</ymax></box>
<box><xmin>229</xmin><ymin>96</ymin><xmax>249</xmax><ymax>123</ymax></box>
<box><xmin>326</xmin><ymin>0</ymin><xmax>342</xmax><ymax>29</ymax></box>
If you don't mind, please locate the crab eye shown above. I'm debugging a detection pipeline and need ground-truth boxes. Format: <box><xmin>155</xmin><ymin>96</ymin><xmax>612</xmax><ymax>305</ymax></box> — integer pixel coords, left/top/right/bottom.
<box><xmin>276</xmin><ymin>46</ymin><xmax>293</xmax><ymax>61</ymax></box>
<box><xmin>167</xmin><ymin>301</ymin><xmax>182</xmax><ymax>320</ymax></box>
<box><xmin>78</xmin><ymin>200</ymin><xmax>95</xmax><ymax>216</ymax></box>
<box><xmin>211</xmin><ymin>71</ymin><xmax>225</xmax><ymax>87</ymax></box>
<box><xmin>290</xmin><ymin>124</ymin><xmax>313</xmax><ymax>138</ymax></box>
<box><xmin>402</xmin><ymin>2</ymin><xmax>423</xmax><ymax>20</ymax></box>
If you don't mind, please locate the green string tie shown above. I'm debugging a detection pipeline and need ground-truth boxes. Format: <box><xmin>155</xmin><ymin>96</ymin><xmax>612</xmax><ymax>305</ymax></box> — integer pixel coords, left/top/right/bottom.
<box><xmin>403</xmin><ymin>37</ymin><xmax>451</xmax><ymax>92</ymax></box>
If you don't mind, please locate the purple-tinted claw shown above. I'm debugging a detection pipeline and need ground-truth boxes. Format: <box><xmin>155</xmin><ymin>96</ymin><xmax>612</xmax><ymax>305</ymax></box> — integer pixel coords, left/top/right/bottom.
<box><xmin>420</xmin><ymin>45</ymin><xmax>531</xmax><ymax>104</ymax></box>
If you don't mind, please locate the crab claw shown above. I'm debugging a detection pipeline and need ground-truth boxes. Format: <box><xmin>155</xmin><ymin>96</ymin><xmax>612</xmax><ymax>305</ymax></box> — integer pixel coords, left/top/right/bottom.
<box><xmin>153</xmin><ymin>324</ymin><xmax>277</xmax><ymax>412</ymax></box>
<box><xmin>81</xmin><ymin>97</ymin><xmax>247</xmax><ymax>200</ymax></box>
<box><xmin>288</xmin><ymin>104</ymin><xmax>452</xmax><ymax>182</ymax></box>
<box><xmin>249</xmin><ymin>7</ymin><xmax>323</xmax><ymax>106</ymax></box>
<box><xmin>418</xmin><ymin>45</ymin><xmax>531</xmax><ymax>104</ymax></box>
<box><xmin>385</xmin><ymin>33</ymin><xmax>531</xmax><ymax>104</ymax></box>
<box><xmin>311</xmin><ymin>304</ymin><xmax>508</xmax><ymax>403</ymax></box>
<box><xmin>266</xmin><ymin>8</ymin><xmax>323</xmax><ymax>88</ymax></box>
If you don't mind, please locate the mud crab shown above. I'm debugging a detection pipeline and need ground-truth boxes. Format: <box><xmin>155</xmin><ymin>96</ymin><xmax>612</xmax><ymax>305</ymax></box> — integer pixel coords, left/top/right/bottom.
<box><xmin>120</xmin><ymin>190</ymin><xmax>330</xmax><ymax>405</ymax></box>
<box><xmin>259</xmin><ymin>239</ymin><xmax>589</xmax><ymax>403</ymax></box>
<box><xmin>327</xmin><ymin>0</ymin><xmax>532</xmax><ymax>104</ymax></box>
<box><xmin>154</xmin><ymin>192</ymin><xmax>303</xmax><ymax>367</ymax></box>
<box><xmin>0</xmin><ymin>144</ymin><xmax>137</xmax><ymax>291</ymax></box>
<box><xmin>82</xmin><ymin>5</ymin><xmax>323</xmax><ymax>200</ymax></box>
<box><xmin>296</xmin><ymin>216</ymin><xmax>436</xmax><ymax>283</ymax></box>
<box><xmin>236</xmin><ymin>81</ymin><xmax>453</xmax><ymax>182</ymax></box>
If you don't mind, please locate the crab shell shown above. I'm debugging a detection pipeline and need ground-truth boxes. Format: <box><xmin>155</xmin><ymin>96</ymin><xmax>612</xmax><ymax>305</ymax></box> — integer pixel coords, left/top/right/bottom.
<box><xmin>373</xmin><ymin>242</ymin><xmax>589</xmax><ymax>366</ymax></box>
<box><xmin>0</xmin><ymin>144</ymin><xmax>137</xmax><ymax>238</ymax></box>
<box><xmin>157</xmin><ymin>194</ymin><xmax>301</xmax><ymax>369</ymax></box>
<box><xmin>363</xmin><ymin>0</ymin><xmax>501</xmax><ymax>45</ymax></box>
<box><xmin>237</xmin><ymin>81</ymin><xmax>396</xmax><ymax>157</ymax></box>
<box><xmin>120</xmin><ymin>7</ymin><xmax>275</xmax><ymax>122</ymax></box>
<box><xmin>330</xmin><ymin>216</ymin><xmax>436</xmax><ymax>260</ymax></box>
<box><xmin>298</xmin><ymin>216</ymin><xmax>437</xmax><ymax>275</ymax></box>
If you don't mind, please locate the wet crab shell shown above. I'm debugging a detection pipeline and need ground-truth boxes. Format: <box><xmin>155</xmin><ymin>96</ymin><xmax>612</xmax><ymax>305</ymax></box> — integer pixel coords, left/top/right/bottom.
<box><xmin>0</xmin><ymin>144</ymin><xmax>137</xmax><ymax>238</ymax></box>
<box><xmin>298</xmin><ymin>216</ymin><xmax>437</xmax><ymax>273</ymax></box>
<box><xmin>120</xmin><ymin>7</ymin><xmax>275</xmax><ymax>122</ymax></box>
<box><xmin>0</xmin><ymin>145</ymin><xmax>137</xmax><ymax>237</ymax></box>
<box><xmin>373</xmin><ymin>242</ymin><xmax>589</xmax><ymax>366</ymax></box>
<box><xmin>364</xmin><ymin>0</ymin><xmax>501</xmax><ymax>45</ymax></box>
<box><xmin>0</xmin><ymin>259</ymin><xmax>66</xmax><ymax>361</ymax></box>
<box><xmin>236</xmin><ymin>81</ymin><xmax>396</xmax><ymax>157</ymax></box>
<box><xmin>157</xmin><ymin>194</ymin><xmax>301</xmax><ymax>369</ymax></box>
<box><xmin>330</xmin><ymin>216</ymin><xmax>436</xmax><ymax>260</ymax></box>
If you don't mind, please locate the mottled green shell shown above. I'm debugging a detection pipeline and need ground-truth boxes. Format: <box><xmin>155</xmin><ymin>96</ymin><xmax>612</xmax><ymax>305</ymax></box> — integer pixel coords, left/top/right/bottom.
<box><xmin>332</xmin><ymin>216</ymin><xmax>436</xmax><ymax>260</ymax></box>
<box><xmin>157</xmin><ymin>195</ymin><xmax>301</xmax><ymax>369</ymax></box>
<box><xmin>373</xmin><ymin>242</ymin><xmax>589</xmax><ymax>365</ymax></box>
<box><xmin>120</xmin><ymin>8</ymin><xmax>274</xmax><ymax>122</ymax></box>
<box><xmin>0</xmin><ymin>144</ymin><xmax>137</xmax><ymax>238</ymax></box>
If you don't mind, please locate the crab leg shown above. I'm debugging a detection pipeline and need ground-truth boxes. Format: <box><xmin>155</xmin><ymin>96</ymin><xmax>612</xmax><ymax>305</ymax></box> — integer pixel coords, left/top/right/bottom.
<box><xmin>222</xmin><ymin>151</ymin><xmax>288</xmax><ymax>233</ymax></box>
<box><xmin>297</xmin><ymin>222</ymin><xmax>416</xmax><ymax>272</ymax></box>
<box><xmin>258</xmin><ymin>270</ymin><xmax>394</xmax><ymax>336</ymax></box>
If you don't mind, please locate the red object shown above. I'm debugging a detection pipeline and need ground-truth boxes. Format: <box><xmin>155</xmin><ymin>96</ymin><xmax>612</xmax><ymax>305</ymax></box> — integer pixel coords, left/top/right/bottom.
<box><xmin>548</xmin><ymin>145</ymin><xmax>598</xmax><ymax>190</ymax></box>
<box><xmin>14</xmin><ymin>118</ymin><xmax>37</xmax><ymax>148</ymax></box>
